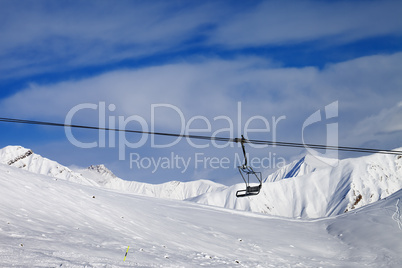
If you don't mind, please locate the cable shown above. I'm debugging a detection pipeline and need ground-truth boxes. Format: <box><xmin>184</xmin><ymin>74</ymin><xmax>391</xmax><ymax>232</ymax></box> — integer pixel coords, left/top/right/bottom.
<box><xmin>1</xmin><ymin>117</ymin><xmax>402</xmax><ymax>156</ymax></box>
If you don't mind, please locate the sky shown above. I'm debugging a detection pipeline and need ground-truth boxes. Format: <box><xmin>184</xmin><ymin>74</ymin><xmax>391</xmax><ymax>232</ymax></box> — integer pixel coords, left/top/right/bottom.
<box><xmin>1</xmin><ymin>0</ymin><xmax>402</xmax><ymax>185</ymax></box>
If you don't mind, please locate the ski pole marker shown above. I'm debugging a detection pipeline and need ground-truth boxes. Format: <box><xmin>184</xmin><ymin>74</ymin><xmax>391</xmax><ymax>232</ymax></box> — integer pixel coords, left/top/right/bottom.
<box><xmin>124</xmin><ymin>246</ymin><xmax>129</xmax><ymax>261</ymax></box>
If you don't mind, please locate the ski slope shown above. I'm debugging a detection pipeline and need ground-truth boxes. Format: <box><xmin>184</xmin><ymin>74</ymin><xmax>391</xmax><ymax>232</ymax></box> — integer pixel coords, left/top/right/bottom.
<box><xmin>1</xmin><ymin>163</ymin><xmax>402</xmax><ymax>267</ymax></box>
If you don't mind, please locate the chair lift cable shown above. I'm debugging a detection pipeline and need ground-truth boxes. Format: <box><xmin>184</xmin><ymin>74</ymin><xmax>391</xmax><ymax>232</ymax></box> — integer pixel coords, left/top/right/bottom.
<box><xmin>0</xmin><ymin>117</ymin><xmax>401</xmax><ymax>156</ymax></box>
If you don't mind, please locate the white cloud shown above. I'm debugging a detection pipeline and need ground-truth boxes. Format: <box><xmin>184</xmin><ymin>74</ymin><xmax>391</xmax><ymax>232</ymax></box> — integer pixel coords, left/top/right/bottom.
<box><xmin>353</xmin><ymin>102</ymin><xmax>402</xmax><ymax>138</ymax></box>
<box><xmin>1</xmin><ymin>52</ymin><xmax>401</xmax><ymax>145</ymax></box>
<box><xmin>210</xmin><ymin>0</ymin><xmax>402</xmax><ymax>47</ymax></box>
<box><xmin>0</xmin><ymin>56</ymin><xmax>323</xmax><ymax>133</ymax></box>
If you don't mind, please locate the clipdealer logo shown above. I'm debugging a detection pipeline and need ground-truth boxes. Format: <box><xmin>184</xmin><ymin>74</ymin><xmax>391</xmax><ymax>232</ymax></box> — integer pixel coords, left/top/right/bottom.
<box><xmin>64</xmin><ymin>102</ymin><xmax>286</xmax><ymax>158</ymax></box>
<box><xmin>64</xmin><ymin>101</ymin><xmax>339</xmax><ymax>172</ymax></box>
<box><xmin>302</xmin><ymin>101</ymin><xmax>339</xmax><ymax>166</ymax></box>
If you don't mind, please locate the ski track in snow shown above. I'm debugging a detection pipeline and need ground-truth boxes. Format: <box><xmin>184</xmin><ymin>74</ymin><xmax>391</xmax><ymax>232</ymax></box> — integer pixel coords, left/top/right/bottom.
<box><xmin>1</xmin><ymin>163</ymin><xmax>402</xmax><ymax>267</ymax></box>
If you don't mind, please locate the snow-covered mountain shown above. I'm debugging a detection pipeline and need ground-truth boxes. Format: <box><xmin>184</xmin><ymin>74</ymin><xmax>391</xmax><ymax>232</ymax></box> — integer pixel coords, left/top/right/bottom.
<box><xmin>0</xmin><ymin>146</ymin><xmax>225</xmax><ymax>200</ymax></box>
<box><xmin>264</xmin><ymin>154</ymin><xmax>338</xmax><ymax>182</ymax></box>
<box><xmin>1</xmin><ymin>145</ymin><xmax>401</xmax><ymax>219</ymax></box>
<box><xmin>84</xmin><ymin>164</ymin><xmax>118</xmax><ymax>185</ymax></box>
<box><xmin>80</xmin><ymin>164</ymin><xmax>226</xmax><ymax>200</ymax></box>
<box><xmin>1</xmin><ymin>162</ymin><xmax>402</xmax><ymax>267</ymax></box>
<box><xmin>0</xmin><ymin>145</ymin><xmax>97</xmax><ymax>186</ymax></box>
<box><xmin>191</xmin><ymin>151</ymin><xmax>402</xmax><ymax>218</ymax></box>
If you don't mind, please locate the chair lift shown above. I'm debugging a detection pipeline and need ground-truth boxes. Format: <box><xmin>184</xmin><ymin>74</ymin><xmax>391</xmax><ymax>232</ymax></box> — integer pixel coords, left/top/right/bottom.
<box><xmin>236</xmin><ymin>135</ymin><xmax>262</xmax><ymax>197</ymax></box>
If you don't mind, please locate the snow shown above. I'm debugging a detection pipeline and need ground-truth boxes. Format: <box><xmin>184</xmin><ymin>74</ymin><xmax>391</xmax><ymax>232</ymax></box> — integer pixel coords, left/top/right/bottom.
<box><xmin>0</xmin><ymin>145</ymin><xmax>97</xmax><ymax>186</ymax></box>
<box><xmin>264</xmin><ymin>154</ymin><xmax>338</xmax><ymax>182</ymax></box>
<box><xmin>1</xmin><ymin>145</ymin><xmax>402</xmax><ymax>220</ymax></box>
<box><xmin>192</xmin><ymin>151</ymin><xmax>402</xmax><ymax>218</ymax></box>
<box><xmin>1</xmin><ymin>162</ymin><xmax>402</xmax><ymax>267</ymax></box>
<box><xmin>0</xmin><ymin>146</ymin><xmax>225</xmax><ymax>200</ymax></box>
<box><xmin>79</xmin><ymin>165</ymin><xmax>226</xmax><ymax>200</ymax></box>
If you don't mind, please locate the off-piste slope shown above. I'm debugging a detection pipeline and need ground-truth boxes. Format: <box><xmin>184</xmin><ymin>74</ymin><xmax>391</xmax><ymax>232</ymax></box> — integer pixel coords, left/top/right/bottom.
<box><xmin>1</xmin><ymin>163</ymin><xmax>401</xmax><ymax>267</ymax></box>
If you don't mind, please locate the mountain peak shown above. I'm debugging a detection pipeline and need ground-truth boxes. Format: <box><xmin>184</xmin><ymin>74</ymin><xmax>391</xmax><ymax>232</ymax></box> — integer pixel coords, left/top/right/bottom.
<box><xmin>80</xmin><ymin>164</ymin><xmax>119</xmax><ymax>186</ymax></box>
<box><xmin>264</xmin><ymin>154</ymin><xmax>338</xmax><ymax>183</ymax></box>
<box><xmin>0</xmin><ymin>145</ymin><xmax>33</xmax><ymax>165</ymax></box>
<box><xmin>87</xmin><ymin>164</ymin><xmax>117</xmax><ymax>178</ymax></box>
<box><xmin>283</xmin><ymin>156</ymin><xmax>306</xmax><ymax>179</ymax></box>
<box><xmin>0</xmin><ymin>145</ymin><xmax>97</xmax><ymax>186</ymax></box>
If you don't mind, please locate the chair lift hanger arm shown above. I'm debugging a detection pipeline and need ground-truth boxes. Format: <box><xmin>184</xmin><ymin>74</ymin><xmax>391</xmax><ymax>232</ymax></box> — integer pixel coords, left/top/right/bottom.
<box><xmin>235</xmin><ymin>135</ymin><xmax>262</xmax><ymax>197</ymax></box>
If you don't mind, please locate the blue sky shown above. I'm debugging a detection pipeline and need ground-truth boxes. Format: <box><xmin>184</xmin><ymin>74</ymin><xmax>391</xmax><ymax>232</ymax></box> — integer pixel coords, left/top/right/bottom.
<box><xmin>1</xmin><ymin>0</ymin><xmax>402</xmax><ymax>185</ymax></box>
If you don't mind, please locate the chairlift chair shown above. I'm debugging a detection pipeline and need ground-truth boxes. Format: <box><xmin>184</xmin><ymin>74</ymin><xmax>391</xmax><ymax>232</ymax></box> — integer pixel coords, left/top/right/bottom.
<box><xmin>236</xmin><ymin>135</ymin><xmax>262</xmax><ymax>197</ymax></box>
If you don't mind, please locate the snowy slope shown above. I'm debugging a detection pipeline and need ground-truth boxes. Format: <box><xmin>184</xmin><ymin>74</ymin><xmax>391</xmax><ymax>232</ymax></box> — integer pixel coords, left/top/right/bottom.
<box><xmin>192</xmin><ymin>151</ymin><xmax>402</xmax><ymax>218</ymax></box>
<box><xmin>1</xmin><ymin>163</ymin><xmax>402</xmax><ymax>267</ymax></box>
